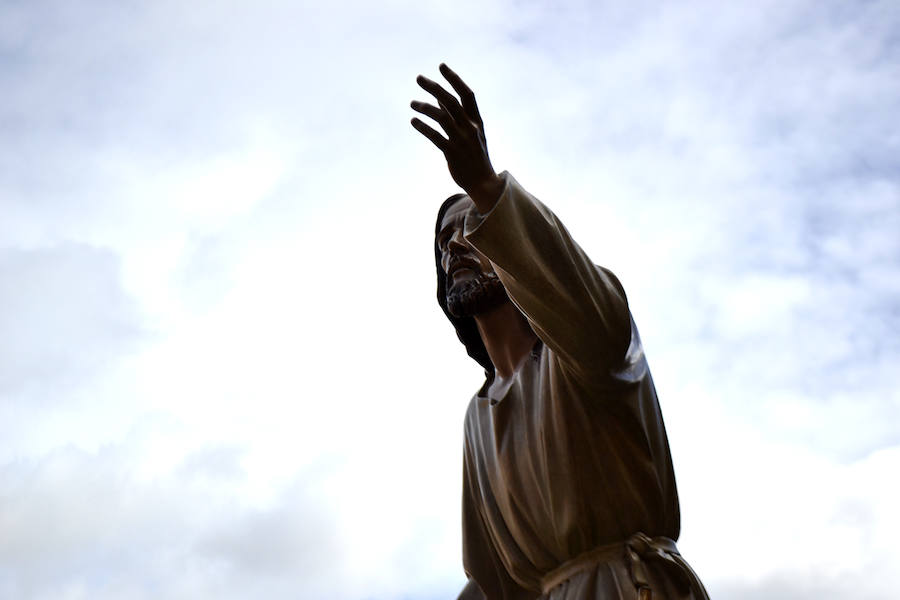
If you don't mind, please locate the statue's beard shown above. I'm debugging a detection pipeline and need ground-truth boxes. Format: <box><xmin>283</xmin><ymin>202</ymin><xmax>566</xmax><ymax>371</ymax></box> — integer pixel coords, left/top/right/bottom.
<box><xmin>446</xmin><ymin>271</ymin><xmax>510</xmax><ymax>318</ymax></box>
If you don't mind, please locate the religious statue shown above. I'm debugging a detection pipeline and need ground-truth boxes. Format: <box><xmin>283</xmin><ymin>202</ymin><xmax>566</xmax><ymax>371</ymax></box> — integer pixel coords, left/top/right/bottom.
<box><xmin>410</xmin><ymin>64</ymin><xmax>710</xmax><ymax>600</ymax></box>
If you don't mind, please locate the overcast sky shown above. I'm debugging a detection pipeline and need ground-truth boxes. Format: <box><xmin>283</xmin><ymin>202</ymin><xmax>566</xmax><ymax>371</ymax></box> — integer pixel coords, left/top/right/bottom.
<box><xmin>1</xmin><ymin>0</ymin><xmax>898</xmax><ymax>598</ymax></box>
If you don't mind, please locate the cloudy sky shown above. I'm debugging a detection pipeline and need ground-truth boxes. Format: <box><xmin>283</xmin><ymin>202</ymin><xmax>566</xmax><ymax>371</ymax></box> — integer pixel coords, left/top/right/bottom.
<box><xmin>1</xmin><ymin>0</ymin><xmax>898</xmax><ymax>598</ymax></box>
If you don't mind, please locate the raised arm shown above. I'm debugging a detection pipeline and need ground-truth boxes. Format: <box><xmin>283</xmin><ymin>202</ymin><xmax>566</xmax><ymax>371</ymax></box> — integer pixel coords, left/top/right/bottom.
<box><xmin>411</xmin><ymin>65</ymin><xmax>631</xmax><ymax>382</ymax></box>
<box><xmin>464</xmin><ymin>175</ymin><xmax>632</xmax><ymax>381</ymax></box>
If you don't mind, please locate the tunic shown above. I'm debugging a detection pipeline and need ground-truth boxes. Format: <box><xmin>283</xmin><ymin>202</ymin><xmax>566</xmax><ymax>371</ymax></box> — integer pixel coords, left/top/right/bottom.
<box><xmin>457</xmin><ymin>173</ymin><xmax>708</xmax><ymax>600</ymax></box>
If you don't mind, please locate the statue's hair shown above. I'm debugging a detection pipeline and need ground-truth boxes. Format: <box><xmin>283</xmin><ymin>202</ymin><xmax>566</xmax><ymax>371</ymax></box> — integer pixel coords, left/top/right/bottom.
<box><xmin>434</xmin><ymin>194</ymin><xmax>493</xmax><ymax>374</ymax></box>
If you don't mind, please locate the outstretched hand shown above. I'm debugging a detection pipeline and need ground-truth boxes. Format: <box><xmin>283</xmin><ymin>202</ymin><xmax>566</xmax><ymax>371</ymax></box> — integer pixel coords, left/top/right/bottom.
<box><xmin>411</xmin><ymin>64</ymin><xmax>503</xmax><ymax>212</ymax></box>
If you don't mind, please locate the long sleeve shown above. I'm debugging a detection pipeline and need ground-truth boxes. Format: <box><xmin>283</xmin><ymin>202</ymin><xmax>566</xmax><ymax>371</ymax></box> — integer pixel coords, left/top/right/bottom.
<box><xmin>463</xmin><ymin>172</ymin><xmax>632</xmax><ymax>385</ymax></box>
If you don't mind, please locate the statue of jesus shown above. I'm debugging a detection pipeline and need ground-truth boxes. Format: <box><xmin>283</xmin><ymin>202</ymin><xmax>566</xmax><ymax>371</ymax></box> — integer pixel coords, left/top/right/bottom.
<box><xmin>411</xmin><ymin>64</ymin><xmax>710</xmax><ymax>600</ymax></box>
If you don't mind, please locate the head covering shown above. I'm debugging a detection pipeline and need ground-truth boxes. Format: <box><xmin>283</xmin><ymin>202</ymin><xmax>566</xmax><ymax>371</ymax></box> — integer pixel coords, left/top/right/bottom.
<box><xmin>434</xmin><ymin>194</ymin><xmax>494</xmax><ymax>374</ymax></box>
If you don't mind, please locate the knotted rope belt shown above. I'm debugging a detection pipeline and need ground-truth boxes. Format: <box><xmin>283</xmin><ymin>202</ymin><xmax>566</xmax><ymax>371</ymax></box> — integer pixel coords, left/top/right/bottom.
<box><xmin>539</xmin><ymin>533</ymin><xmax>709</xmax><ymax>599</ymax></box>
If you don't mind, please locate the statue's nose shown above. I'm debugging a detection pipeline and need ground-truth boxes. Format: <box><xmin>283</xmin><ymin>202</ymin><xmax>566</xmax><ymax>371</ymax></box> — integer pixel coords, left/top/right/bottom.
<box><xmin>447</xmin><ymin>230</ymin><xmax>469</xmax><ymax>252</ymax></box>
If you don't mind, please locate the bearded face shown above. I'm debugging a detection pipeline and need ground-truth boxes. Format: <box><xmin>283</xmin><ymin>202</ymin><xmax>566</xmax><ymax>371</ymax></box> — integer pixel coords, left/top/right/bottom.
<box><xmin>446</xmin><ymin>269</ymin><xmax>509</xmax><ymax>318</ymax></box>
<box><xmin>437</xmin><ymin>197</ymin><xmax>510</xmax><ymax>318</ymax></box>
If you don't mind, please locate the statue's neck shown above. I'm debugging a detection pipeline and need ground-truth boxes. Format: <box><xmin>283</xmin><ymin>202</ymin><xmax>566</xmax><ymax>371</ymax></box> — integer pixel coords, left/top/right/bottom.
<box><xmin>474</xmin><ymin>301</ymin><xmax>538</xmax><ymax>379</ymax></box>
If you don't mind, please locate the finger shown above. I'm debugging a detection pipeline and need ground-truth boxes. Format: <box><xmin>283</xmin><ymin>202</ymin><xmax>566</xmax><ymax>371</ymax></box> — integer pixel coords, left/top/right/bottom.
<box><xmin>410</xmin><ymin>100</ymin><xmax>462</xmax><ymax>138</ymax></box>
<box><xmin>440</xmin><ymin>63</ymin><xmax>483</xmax><ymax>125</ymax></box>
<box><xmin>416</xmin><ymin>75</ymin><xmax>466</xmax><ymax>123</ymax></box>
<box><xmin>410</xmin><ymin>100</ymin><xmax>448</xmax><ymax>126</ymax></box>
<box><xmin>411</xmin><ymin>117</ymin><xmax>449</xmax><ymax>151</ymax></box>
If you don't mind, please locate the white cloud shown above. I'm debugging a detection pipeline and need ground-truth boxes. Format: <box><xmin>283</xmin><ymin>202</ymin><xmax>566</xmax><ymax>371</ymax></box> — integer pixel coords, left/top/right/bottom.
<box><xmin>0</xmin><ymin>244</ymin><xmax>141</xmax><ymax>393</ymax></box>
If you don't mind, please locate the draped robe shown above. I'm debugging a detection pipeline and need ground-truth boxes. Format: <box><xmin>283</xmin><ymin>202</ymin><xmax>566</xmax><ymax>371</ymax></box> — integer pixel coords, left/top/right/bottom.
<box><xmin>453</xmin><ymin>173</ymin><xmax>708</xmax><ymax>600</ymax></box>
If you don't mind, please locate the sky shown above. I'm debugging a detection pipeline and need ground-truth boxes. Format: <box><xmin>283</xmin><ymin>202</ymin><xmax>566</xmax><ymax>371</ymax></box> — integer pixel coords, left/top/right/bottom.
<box><xmin>1</xmin><ymin>0</ymin><xmax>898</xmax><ymax>598</ymax></box>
